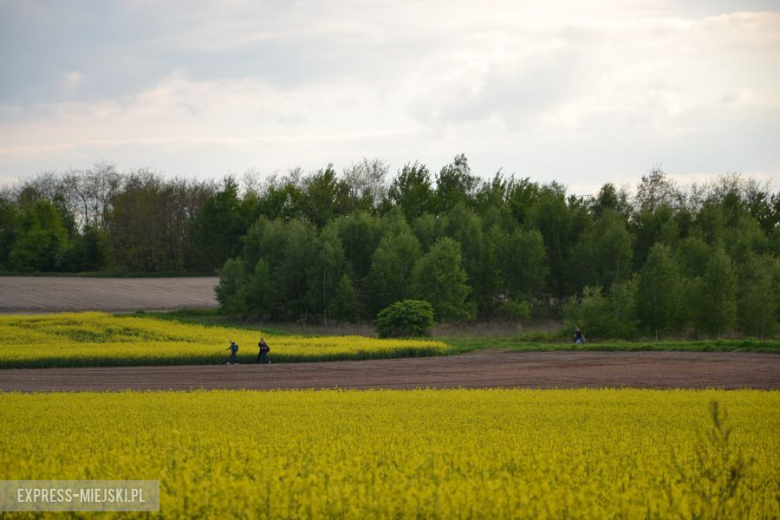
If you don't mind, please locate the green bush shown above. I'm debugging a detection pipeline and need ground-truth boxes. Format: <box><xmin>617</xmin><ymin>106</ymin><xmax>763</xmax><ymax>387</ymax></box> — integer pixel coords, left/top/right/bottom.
<box><xmin>375</xmin><ymin>300</ymin><xmax>435</xmax><ymax>338</ymax></box>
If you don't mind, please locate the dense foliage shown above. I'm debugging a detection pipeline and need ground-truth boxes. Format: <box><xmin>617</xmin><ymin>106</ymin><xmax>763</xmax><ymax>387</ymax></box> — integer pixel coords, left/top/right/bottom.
<box><xmin>1</xmin><ymin>157</ymin><xmax>779</xmax><ymax>336</ymax></box>
<box><xmin>375</xmin><ymin>300</ymin><xmax>435</xmax><ymax>338</ymax></box>
<box><xmin>1</xmin><ymin>390</ymin><xmax>778</xmax><ymax>518</ymax></box>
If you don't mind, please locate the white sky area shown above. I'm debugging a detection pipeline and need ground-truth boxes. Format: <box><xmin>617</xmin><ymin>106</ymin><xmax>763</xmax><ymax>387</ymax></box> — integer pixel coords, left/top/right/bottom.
<box><xmin>1</xmin><ymin>0</ymin><xmax>778</xmax><ymax>195</ymax></box>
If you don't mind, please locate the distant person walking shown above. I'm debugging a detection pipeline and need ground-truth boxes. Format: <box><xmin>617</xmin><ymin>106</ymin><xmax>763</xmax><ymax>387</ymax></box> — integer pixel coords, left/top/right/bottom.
<box><xmin>226</xmin><ymin>340</ymin><xmax>239</xmax><ymax>364</ymax></box>
<box><xmin>574</xmin><ymin>326</ymin><xmax>585</xmax><ymax>345</ymax></box>
<box><xmin>257</xmin><ymin>338</ymin><xmax>271</xmax><ymax>364</ymax></box>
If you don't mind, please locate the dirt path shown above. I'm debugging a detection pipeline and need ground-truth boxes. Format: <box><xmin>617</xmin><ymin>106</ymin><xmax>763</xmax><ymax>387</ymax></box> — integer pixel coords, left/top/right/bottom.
<box><xmin>0</xmin><ymin>277</ymin><xmax>218</xmax><ymax>313</ymax></box>
<box><xmin>1</xmin><ymin>351</ymin><xmax>778</xmax><ymax>392</ymax></box>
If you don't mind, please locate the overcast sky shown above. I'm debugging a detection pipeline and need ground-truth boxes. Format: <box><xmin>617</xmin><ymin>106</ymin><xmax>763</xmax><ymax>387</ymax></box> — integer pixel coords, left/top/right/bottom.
<box><xmin>1</xmin><ymin>0</ymin><xmax>778</xmax><ymax>195</ymax></box>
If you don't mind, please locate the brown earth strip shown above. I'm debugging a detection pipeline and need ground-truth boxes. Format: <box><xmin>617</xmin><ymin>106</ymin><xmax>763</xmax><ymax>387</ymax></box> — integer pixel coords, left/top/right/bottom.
<box><xmin>0</xmin><ymin>277</ymin><xmax>219</xmax><ymax>313</ymax></box>
<box><xmin>1</xmin><ymin>351</ymin><xmax>778</xmax><ymax>392</ymax></box>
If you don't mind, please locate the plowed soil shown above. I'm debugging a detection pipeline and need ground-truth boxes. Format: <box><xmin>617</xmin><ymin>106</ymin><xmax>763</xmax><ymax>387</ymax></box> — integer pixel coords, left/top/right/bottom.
<box><xmin>1</xmin><ymin>350</ymin><xmax>778</xmax><ymax>392</ymax></box>
<box><xmin>0</xmin><ymin>276</ymin><xmax>218</xmax><ymax>313</ymax></box>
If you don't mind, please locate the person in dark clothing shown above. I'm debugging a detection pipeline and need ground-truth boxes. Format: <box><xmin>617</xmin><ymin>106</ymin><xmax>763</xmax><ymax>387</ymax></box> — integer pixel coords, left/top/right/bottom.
<box><xmin>226</xmin><ymin>340</ymin><xmax>239</xmax><ymax>364</ymax></box>
<box><xmin>574</xmin><ymin>327</ymin><xmax>585</xmax><ymax>345</ymax></box>
<box><xmin>257</xmin><ymin>338</ymin><xmax>271</xmax><ymax>364</ymax></box>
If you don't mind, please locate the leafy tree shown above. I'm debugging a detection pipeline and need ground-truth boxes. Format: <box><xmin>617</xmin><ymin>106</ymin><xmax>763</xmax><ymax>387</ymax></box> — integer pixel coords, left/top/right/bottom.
<box><xmin>435</xmin><ymin>154</ymin><xmax>479</xmax><ymax>213</ymax></box>
<box><xmin>243</xmin><ymin>259</ymin><xmax>274</xmax><ymax>319</ymax></box>
<box><xmin>300</xmin><ymin>165</ymin><xmax>350</xmax><ymax>227</ymax></box>
<box><xmin>592</xmin><ymin>183</ymin><xmax>631</xmax><ymax>219</ymax></box>
<box><xmin>342</xmin><ymin>158</ymin><xmax>388</xmax><ymax>212</ymax></box>
<box><xmin>566</xmin><ymin>230</ymin><xmax>599</xmax><ymax>296</ymax></box>
<box><xmin>696</xmin><ymin>248</ymin><xmax>737</xmax><ymax>338</ymax></box>
<box><xmin>56</xmin><ymin>225</ymin><xmax>107</xmax><ymax>272</ymax></box>
<box><xmin>0</xmin><ymin>199</ymin><xmax>19</xmax><ymax>268</ymax></box>
<box><xmin>8</xmin><ymin>199</ymin><xmax>68</xmax><ymax>272</ymax></box>
<box><xmin>474</xmin><ymin>171</ymin><xmax>510</xmax><ymax>214</ymax></box>
<box><xmin>192</xmin><ymin>177</ymin><xmax>246</xmax><ymax>271</ymax></box>
<box><xmin>737</xmin><ymin>254</ymin><xmax>779</xmax><ymax>339</ymax></box>
<box><xmin>675</xmin><ymin>236</ymin><xmax>711</xmax><ymax>278</ymax></box>
<box><xmin>336</xmin><ymin>212</ymin><xmax>382</xmax><ymax>282</ymax></box>
<box><xmin>366</xmin><ymin>231</ymin><xmax>421</xmax><ymax>316</ymax></box>
<box><xmin>496</xmin><ymin>228</ymin><xmax>548</xmax><ymax>300</ymax></box>
<box><xmin>595</xmin><ymin>210</ymin><xmax>634</xmax><ymax>288</ymax></box>
<box><xmin>505</xmin><ymin>177</ymin><xmax>540</xmax><ymax>224</ymax></box>
<box><xmin>387</xmin><ymin>162</ymin><xmax>435</xmax><ymax>220</ymax></box>
<box><xmin>308</xmin><ymin>224</ymin><xmax>347</xmax><ymax>321</ymax></box>
<box><xmin>637</xmin><ymin>243</ymin><xmax>682</xmax><ymax>339</ymax></box>
<box><xmin>525</xmin><ymin>183</ymin><xmax>569</xmax><ymax>296</ymax></box>
<box><xmin>331</xmin><ymin>274</ymin><xmax>361</xmax><ymax>323</ymax></box>
<box><xmin>412</xmin><ymin>213</ymin><xmax>438</xmax><ymax>252</ymax></box>
<box><xmin>607</xmin><ymin>277</ymin><xmax>639</xmax><ymax>338</ymax></box>
<box><xmin>375</xmin><ymin>300</ymin><xmax>434</xmax><ymax>338</ymax></box>
<box><xmin>694</xmin><ymin>203</ymin><xmax>726</xmax><ymax>246</ymax></box>
<box><xmin>440</xmin><ymin>204</ymin><xmax>487</xmax><ymax>312</ymax></box>
<box><xmin>412</xmin><ymin>237</ymin><xmax>473</xmax><ymax>321</ymax></box>
<box><xmin>633</xmin><ymin>204</ymin><xmax>677</xmax><ymax>269</ymax></box>
<box><xmin>215</xmin><ymin>258</ymin><xmax>248</xmax><ymax>315</ymax></box>
<box><xmin>635</xmin><ymin>166</ymin><xmax>681</xmax><ymax>213</ymax></box>
<box><xmin>277</xmin><ymin>220</ymin><xmax>320</xmax><ymax>320</ymax></box>
<box><xmin>723</xmin><ymin>215</ymin><xmax>767</xmax><ymax>263</ymax></box>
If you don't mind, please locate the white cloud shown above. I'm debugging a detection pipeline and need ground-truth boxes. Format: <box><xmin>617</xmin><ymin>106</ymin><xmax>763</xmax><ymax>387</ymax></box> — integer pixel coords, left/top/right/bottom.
<box><xmin>0</xmin><ymin>1</ymin><xmax>778</xmax><ymax>190</ymax></box>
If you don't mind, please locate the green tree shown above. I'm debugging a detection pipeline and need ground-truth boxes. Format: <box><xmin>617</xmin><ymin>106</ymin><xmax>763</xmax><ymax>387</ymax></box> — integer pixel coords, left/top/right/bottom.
<box><xmin>607</xmin><ymin>277</ymin><xmax>639</xmax><ymax>338</ymax></box>
<box><xmin>300</xmin><ymin>165</ymin><xmax>350</xmax><ymax>228</ymax></box>
<box><xmin>637</xmin><ymin>243</ymin><xmax>682</xmax><ymax>339</ymax></box>
<box><xmin>696</xmin><ymin>248</ymin><xmax>737</xmax><ymax>338</ymax></box>
<box><xmin>277</xmin><ymin>220</ymin><xmax>320</xmax><ymax>320</ymax></box>
<box><xmin>336</xmin><ymin>212</ymin><xmax>382</xmax><ymax>282</ymax></box>
<box><xmin>724</xmin><ymin>215</ymin><xmax>767</xmax><ymax>263</ymax></box>
<box><xmin>244</xmin><ymin>259</ymin><xmax>274</xmax><ymax>319</ymax></box>
<box><xmin>435</xmin><ymin>154</ymin><xmax>479</xmax><ymax>213</ymax></box>
<box><xmin>525</xmin><ymin>183</ymin><xmax>570</xmax><ymax>296</ymax></box>
<box><xmin>0</xmin><ymin>198</ymin><xmax>18</xmax><ymax>268</ymax></box>
<box><xmin>192</xmin><ymin>177</ymin><xmax>246</xmax><ymax>271</ymax></box>
<box><xmin>388</xmin><ymin>162</ymin><xmax>435</xmax><ymax>220</ymax></box>
<box><xmin>440</xmin><ymin>204</ymin><xmax>487</xmax><ymax>312</ymax></box>
<box><xmin>8</xmin><ymin>199</ymin><xmax>68</xmax><ymax>272</ymax></box>
<box><xmin>308</xmin><ymin>224</ymin><xmax>346</xmax><ymax>321</ymax></box>
<box><xmin>215</xmin><ymin>258</ymin><xmax>248</xmax><ymax>315</ymax></box>
<box><xmin>412</xmin><ymin>213</ymin><xmax>438</xmax><ymax>252</ymax></box>
<box><xmin>331</xmin><ymin>274</ymin><xmax>361</xmax><ymax>323</ymax></box>
<box><xmin>412</xmin><ymin>237</ymin><xmax>473</xmax><ymax>321</ymax></box>
<box><xmin>737</xmin><ymin>254</ymin><xmax>779</xmax><ymax>339</ymax></box>
<box><xmin>595</xmin><ymin>210</ymin><xmax>634</xmax><ymax>288</ymax></box>
<box><xmin>675</xmin><ymin>236</ymin><xmax>711</xmax><ymax>278</ymax></box>
<box><xmin>366</xmin><ymin>231</ymin><xmax>421</xmax><ymax>316</ymax></box>
<box><xmin>497</xmin><ymin>228</ymin><xmax>548</xmax><ymax>300</ymax></box>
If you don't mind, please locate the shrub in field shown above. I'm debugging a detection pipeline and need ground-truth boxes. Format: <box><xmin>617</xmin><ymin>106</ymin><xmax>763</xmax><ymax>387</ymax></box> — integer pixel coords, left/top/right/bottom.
<box><xmin>375</xmin><ymin>300</ymin><xmax>434</xmax><ymax>338</ymax></box>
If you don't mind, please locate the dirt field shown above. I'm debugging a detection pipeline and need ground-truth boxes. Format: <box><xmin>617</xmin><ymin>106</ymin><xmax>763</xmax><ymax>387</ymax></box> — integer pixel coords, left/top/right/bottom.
<box><xmin>1</xmin><ymin>350</ymin><xmax>778</xmax><ymax>392</ymax></box>
<box><xmin>0</xmin><ymin>276</ymin><xmax>218</xmax><ymax>313</ymax></box>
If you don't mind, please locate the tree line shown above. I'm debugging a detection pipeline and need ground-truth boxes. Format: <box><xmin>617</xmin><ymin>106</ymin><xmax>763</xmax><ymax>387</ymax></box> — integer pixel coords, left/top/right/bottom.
<box><xmin>1</xmin><ymin>156</ymin><xmax>778</xmax><ymax>338</ymax></box>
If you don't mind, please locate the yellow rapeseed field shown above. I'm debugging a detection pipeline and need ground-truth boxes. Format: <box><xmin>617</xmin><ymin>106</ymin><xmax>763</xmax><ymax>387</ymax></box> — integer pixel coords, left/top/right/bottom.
<box><xmin>0</xmin><ymin>389</ymin><xmax>777</xmax><ymax>519</ymax></box>
<box><xmin>0</xmin><ymin>312</ymin><xmax>449</xmax><ymax>368</ymax></box>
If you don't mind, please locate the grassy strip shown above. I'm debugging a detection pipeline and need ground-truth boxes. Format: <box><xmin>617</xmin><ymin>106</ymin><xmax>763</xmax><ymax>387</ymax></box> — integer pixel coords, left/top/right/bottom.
<box><xmin>0</xmin><ymin>347</ymin><xmax>445</xmax><ymax>370</ymax></box>
<box><xmin>444</xmin><ymin>337</ymin><xmax>780</xmax><ymax>354</ymax></box>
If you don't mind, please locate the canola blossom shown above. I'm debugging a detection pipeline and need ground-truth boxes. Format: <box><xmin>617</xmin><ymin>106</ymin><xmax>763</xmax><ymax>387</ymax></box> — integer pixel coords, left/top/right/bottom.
<box><xmin>0</xmin><ymin>312</ymin><xmax>449</xmax><ymax>368</ymax></box>
<box><xmin>0</xmin><ymin>389</ymin><xmax>777</xmax><ymax>519</ymax></box>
